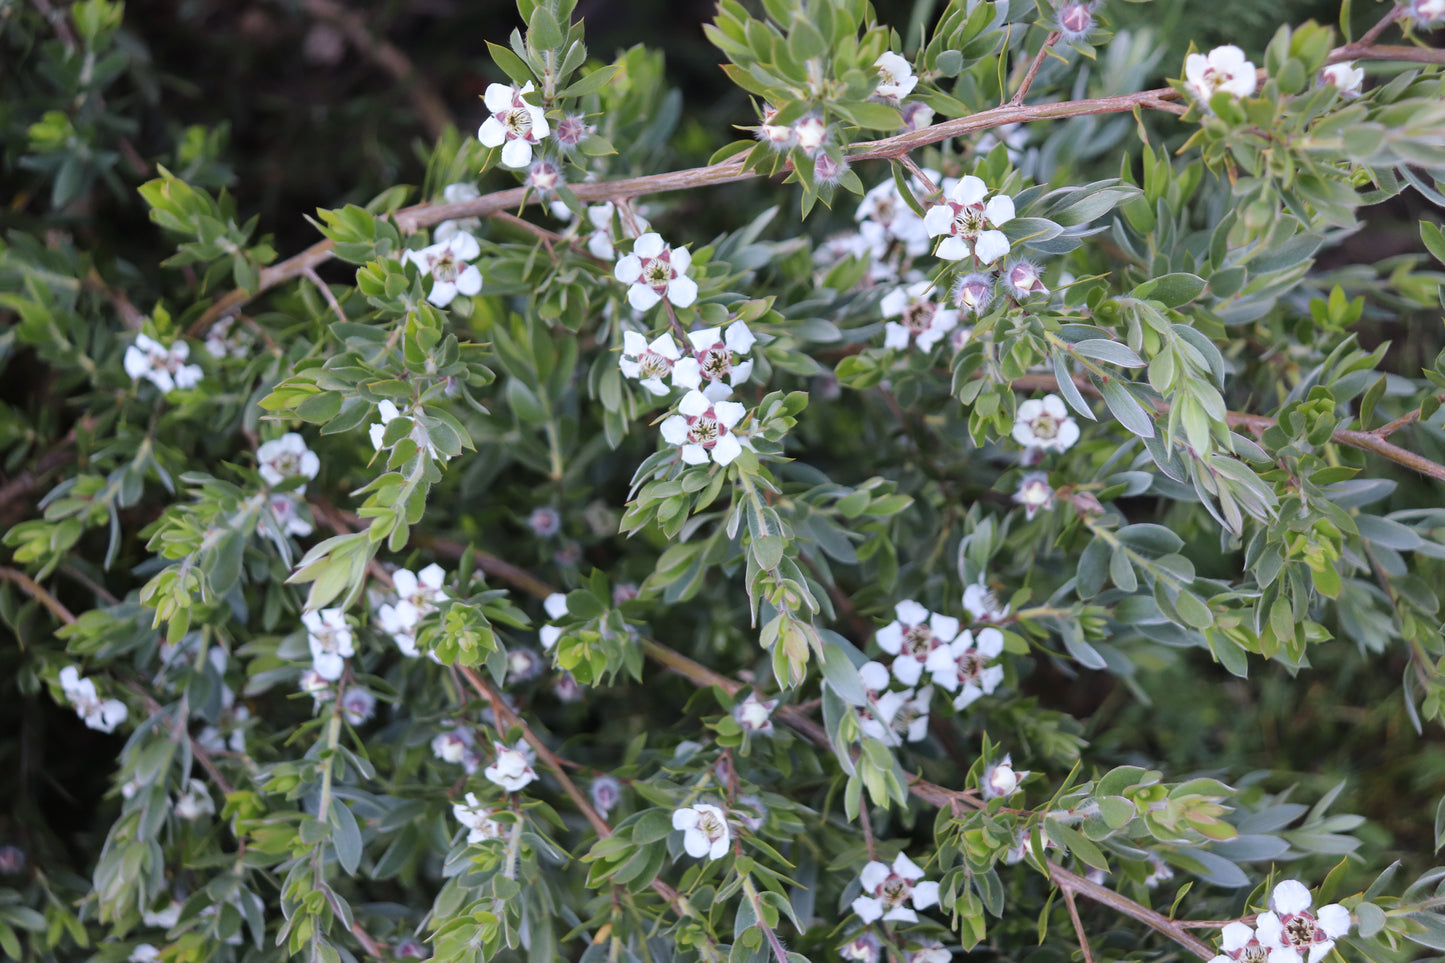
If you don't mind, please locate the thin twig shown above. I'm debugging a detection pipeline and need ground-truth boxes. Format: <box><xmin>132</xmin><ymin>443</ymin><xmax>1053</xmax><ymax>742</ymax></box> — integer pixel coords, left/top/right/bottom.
<box><xmin>1057</xmin><ymin>878</ymin><xmax>1097</xmax><ymax>963</ymax></box>
<box><xmin>303</xmin><ymin>268</ymin><xmax>347</xmax><ymax>324</ymax></box>
<box><xmin>0</xmin><ymin>566</ymin><xmax>76</xmax><ymax>623</ymax></box>
<box><xmin>1047</xmin><ymin>862</ymin><xmax>1215</xmax><ymax>960</ymax></box>
<box><xmin>1009</xmin><ymin>32</ymin><xmax>1061</xmax><ymax>106</ymax></box>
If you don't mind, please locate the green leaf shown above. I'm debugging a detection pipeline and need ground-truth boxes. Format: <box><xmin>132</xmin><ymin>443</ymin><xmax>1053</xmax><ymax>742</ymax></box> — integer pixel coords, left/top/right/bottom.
<box><xmin>1098</xmin><ymin>378</ymin><xmax>1155</xmax><ymax>438</ymax></box>
<box><xmin>1138</xmin><ymin>273</ymin><xmax>1207</xmax><ymax>307</ymax></box>
<box><xmin>1423</xmin><ymin>220</ymin><xmax>1445</xmax><ymax>268</ymax></box>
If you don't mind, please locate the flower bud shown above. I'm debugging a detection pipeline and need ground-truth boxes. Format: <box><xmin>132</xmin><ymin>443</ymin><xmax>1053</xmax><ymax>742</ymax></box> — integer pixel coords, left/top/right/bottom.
<box><xmin>952</xmin><ymin>272</ymin><xmax>996</xmax><ymax>316</ymax></box>
<box><xmin>1057</xmin><ymin>2</ymin><xmax>1097</xmax><ymax>42</ymax></box>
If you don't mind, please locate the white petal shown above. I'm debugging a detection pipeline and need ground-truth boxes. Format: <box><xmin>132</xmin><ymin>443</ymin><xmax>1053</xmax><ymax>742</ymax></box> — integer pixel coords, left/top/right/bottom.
<box><xmin>634</xmin><ymin>233</ymin><xmax>665</xmax><ymax>258</ymax></box>
<box><xmin>1317</xmin><ymin>904</ymin><xmax>1351</xmax><ymax>938</ymax></box>
<box><xmin>875</xmin><ymin>622</ymin><xmax>904</xmax><ymax>654</ymax></box>
<box><xmin>500</xmin><ymin>139</ymin><xmax>532</xmax><ymax>169</ymax></box>
<box><xmin>1221</xmin><ymin>922</ymin><xmax>1256</xmax><ymax>952</ymax></box>
<box><xmin>678</xmin><ymin>390</ymin><xmax>711</xmax><ymax>417</ymax></box>
<box><xmin>896</xmin><ymin>599</ymin><xmax>929</xmax><ymax>624</ymax></box>
<box><xmin>730</xmin><ymin>359</ymin><xmax>754</xmax><ymax>384</ymax></box>
<box><xmin>859</xmin><ymin>661</ymin><xmax>890</xmax><ymax>691</ymax></box>
<box><xmin>975</xmin><ymin>627</ymin><xmax>1004</xmax><ymax>657</ymax></box>
<box><xmin>454</xmin><ymin>266</ymin><xmax>483</xmax><ymax>297</ymax></box>
<box><xmin>1255</xmin><ymin>912</ymin><xmax>1285</xmax><ymax>945</ymax></box>
<box><xmin>448</xmin><ymin>232</ymin><xmax>481</xmax><ymax>261</ymax></box>
<box><xmin>544</xmin><ymin>592</ymin><xmax>569</xmax><ymax>619</ymax></box>
<box><xmin>852</xmin><ymin>895</ymin><xmax>884</xmax><ymax>923</ymax></box>
<box><xmin>711</xmin><ymin>434</ymin><xmax>742</xmax><ymax>465</ymax></box>
<box><xmin>622</xmin><ymin>330</ymin><xmax>648</xmax><ymax>355</ymax></box>
<box><xmin>973</xmin><ymin>230</ymin><xmax>1011</xmax><ymax>265</ymax></box>
<box><xmin>680</xmin><ymin>444</ymin><xmax>709</xmax><ymax>465</ymax></box>
<box><xmin>951</xmin><ymin>175</ymin><xmax>987</xmax><ymax>206</ymax></box>
<box><xmin>922</xmin><ymin>205</ymin><xmax>953</xmax><ymax>237</ymax></box>
<box><xmin>649</xmin><ymin>334</ymin><xmax>681</xmax><ymax>360</ymax></box>
<box><xmin>884</xmin><ymin>322</ymin><xmax>911</xmax><ymax>350</ymax></box>
<box><xmin>628</xmin><ymin>285</ymin><xmax>661</xmax><ymax>312</ymax></box>
<box><xmin>983</xmin><ymin>194</ymin><xmax>1015</xmax><ymax>226</ymax></box>
<box><xmin>671</xmin><ymin>246</ymin><xmax>692</xmax><ymax>273</ymax></box>
<box><xmin>724</xmin><ymin>321</ymin><xmax>756</xmax><ymax>354</ymax></box>
<box><xmin>712</xmin><ymin>400</ymin><xmax>745</xmax><ymax>429</ymax></box>
<box><xmin>427</xmin><ymin>280</ymin><xmax>459</xmax><ymax>307</ymax></box>
<box><xmin>892</xmin><ymin>656</ymin><xmax>923</xmax><ymax>686</ymax></box>
<box><xmin>483</xmin><ymin>83</ymin><xmax>515</xmax><ymax>111</ymax></box>
<box><xmin>859</xmin><ymin>860</ymin><xmax>891</xmax><ymax>890</ymax></box>
<box><xmin>688</xmin><ymin>327</ymin><xmax>721</xmax><ymax>351</ymax></box>
<box><xmin>883</xmin><ymin>906</ymin><xmax>919</xmax><ymax>924</ymax></box>
<box><xmin>614</xmin><ymin>255</ymin><xmax>643</xmax><ymax>284</ymax></box>
<box><xmin>666</xmin><ymin>276</ymin><xmax>698</xmax><ymax>308</ymax></box>
<box><xmin>671</xmin><ymin>358</ymin><xmax>702</xmax><ymax>389</ymax></box>
<box><xmin>478</xmin><ymin>118</ymin><xmax>506</xmax><ymax>148</ymax></box>
<box><xmin>672</xmin><ymin>808</ymin><xmax>699</xmax><ymax>831</ymax></box>
<box><xmin>892</xmin><ymin>853</ymin><xmax>925</xmax><ymax>881</ymax></box>
<box><xmin>936</xmin><ymin>236</ymin><xmax>971</xmax><ymax>261</ymax></box>
<box><xmin>930</xmin><ymin>613</ymin><xmax>961</xmax><ymax>642</ymax></box>
<box><xmin>912</xmin><ymin>880</ymin><xmax>940</xmax><ymax>910</ymax></box>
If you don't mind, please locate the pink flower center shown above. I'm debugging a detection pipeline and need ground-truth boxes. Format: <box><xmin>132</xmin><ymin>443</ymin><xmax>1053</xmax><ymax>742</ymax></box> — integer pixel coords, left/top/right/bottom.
<box><xmin>1282</xmin><ymin>913</ymin><xmax>1321</xmax><ymax>948</ymax></box>
<box><xmin>1029</xmin><ymin>411</ymin><xmax>1061</xmax><ymax>440</ymax></box>
<box><xmin>1059</xmin><ymin>4</ymin><xmax>1093</xmax><ymax>34</ymax></box>
<box><xmin>640</xmin><ymin>251</ymin><xmax>676</xmax><ymax>291</ymax></box>
<box><xmin>950</xmin><ymin>203</ymin><xmax>987</xmax><ymax>238</ymax></box>
<box><xmin>878</xmin><ymin>873</ymin><xmax>914</xmax><ymax>908</ymax></box>
<box><xmin>902</xmin><ymin>623</ymin><xmax>936</xmax><ymax>659</ymax></box>
<box><xmin>685</xmin><ymin>410</ymin><xmax>725</xmax><ymax>448</ymax></box>
<box><xmin>637</xmin><ymin>350</ymin><xmax>673</xmax><ymax>380</ymax></box>
<box><xmin>697</xmin><ymin>344</ymin><xmax>733</xmax><ymax>381</ymax></box>
<box><xmin>955</xmin><ymin>650</ymin><xmax>984</xmax><ymax>681</ymax></box>
<box><xmin>901</xmin><ymin>300</ymin><xmax>938</xmax><ymax>334</ymax></box>
<box><xmin>430</xmin><ymin>251</ymin><xmax>464</xmax><ymax>283</ymax></box>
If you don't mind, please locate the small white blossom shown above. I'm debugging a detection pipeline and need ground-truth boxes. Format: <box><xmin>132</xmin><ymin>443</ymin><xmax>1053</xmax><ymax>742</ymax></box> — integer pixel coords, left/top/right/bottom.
<box><xmin>129</xmin><ymin>945</ymin><xmax>161</xmax><ymax>963</ymax></box>
<box><xmin>590</xmin><ymin>775</ymin><xmax>623</xmax><ymax>817</ymax></box>
<box><xmin>756</xmin><ymin>104</ymin><xmax>796</xmax><ymax>151</ymax></box>
<box><xmin>1320</xmin><ymin>62</ymin><xmax>1364</xmax><ymax>96</ymax></box>
<box><xmin>659</xmin><ymin>390</ymin><xmax>748</xmax><ymax>466</ymax></box>
<box><xmin>875</xmin><ymin>599</ymin><xmax>960</xmax><ymax>686</ymax></box>
<box><xmin>1255</xmin><ymin>880</ymin><xmax>1351</xmax><ymax>963</ymax></box>
<box><xmin>923</xmin><ymin>175</ymin><xmax>1015</xmax><ymax>264</ymax></box>
<box><xmin>404</xmin><ymin>232</ymin><xmax>483</xmax><ymax>307</ymax></box>
<box><xmin>1210</xmin><ymin>922</ymin><xmax>1268</xmax><ymax>963</ymax></box>
<box><xmin>1185</xmin><ymin>45</ymin><xmax>1258</xmax><ymax>104</ymax></box>
<box><xmin>303</xmin><ymin>608</ymin><xmax>354</xmax><ymax>681</ymax></box>
<box><xmin>1013</xmin><ymin>394</ymin><xmax>1080</xmax><ymax>454</ymax></box>
<box><xmin>431</xmin><ymin>726</ymin><xmax>477</xmax><ymax>768</ymax></box>
<box><xmin>981</xmin><ymin>754</ymin><xmax>1028</xmax><ymax>799</ymax></box>
<box><xmin>267</xmin><ymin>493</ymin><xmax>313</xmax><ymax>537</ymax></box>
<box><xmin>394</xmin><ymin>564</ymin><xmax>447</xmax><ymax>616</ymax></box>
<box><xmin>340</xmin><ymin>687</ymin><xmax>376</xmax><ymax>725</ymax></box>
<box><xmin>433</xmin><ymin>182</ymin><xmax>481</xmax><ymax>242</ymax></box>
<box><xmin>672</xmin><ymin>803</ymin><xmax>731</xmax><ymax>860</ymax></box>
<box><xmin>124</xmin><ymin>334</ymin><xmax>202</xmax><ymax>394</ymax></box>
<box><xmin>925</xmin><ymin>626</ymin><xmax>1005</xmax><ymax>709</ymax></box>
<box><xmin>910</xmin><ymin>940</ymin><xmax>951</xmax><ymax>963</ymax></box>
<box><xmin>506</xmin><ymin>647</ymin><xmax>544</xmax><ymax>682</ymax></box>
<box><xmin>873</xmin><ymin>52</ymin><xmax>918</xmax><ymax>102</ymax></box>
<box><xmin>1014</xmin><ymin>472</ymin><xmax>1054</xmax><ymax>519</ymax></box>
<box><xmin>857</xmin><ymin>661</ymin><xmax>932</xmax><ymax>745</ymax></box>
<box><xmin>369</xmin><ymin>400</ymin><xmax>448</xmax><ymax>461</ymax></box>
<box><xmin>584</xmin><ymin>202</ymin><xmax>649</xmax><ymax>260</ymax></box>
<box><xmin>953</xmin><ymin>273</ymin><xmax>996</xmax><ymax>316</ymax></box>
<box><xmin>841</xmin><ymin>932</ymin><xmax>882</xmax><ymax>963</ymax></box>
<box><xmin>851</xmin><ymin>853</ymin><xmax>940</xmax><ymax>924</ymax></box>
<box><xmin>733</xmin><ymin>693</ymin><xmax>777</xmax><ymax>734</ymax></box>
<box><xmin>619</xmin><ymin>330</ymin><xmax>682</xmax><ymax>396</ymax></box>
<box><xmin>142</xmin><ymin>901</ymin><xmax>181</xmax><ymax>929</ymax></box>
<box><xmin>204</xmin><ymin>318</ymin><xmax>252</xmax><ymax>359</ymax></box>
<box><xmin>539</xmin><ymin>592</ymin><xmax>569</xmax><ymax>649</ymax></box>
<box><xmin>257</xmin><ymin>433</ymin><xmax>320</xmax><ymax>489</ymax></box>
<box><xmin>477</xmin><ymin>82</ymin><xmax>550</xmax><ymax>169</ymax></box>
<box><xmin>792</xmin><ymin>114</ymin><xmax>828</xmax><ymax>154</ymax></box>
<box><xmin>58</xmin><ymin>665</ymin><xmax>128</xmax><ymax>733</ymax></box>
<box><xmin>526</xmin><ymin>159</ymin><xmax>563</xmax><ymax>196</ymax></box>
<box><xmin>857</xmin><ymin>177</ymin><xmax>931</xmax><ymax>256</ymax></box>
<box><xmin>1409</xmin><ymin>0</ymin><xmax>1445</xmax><ymax>23</ymax></box>
<box><xmin>672</xmin><ymin>321</ymin><xmax>755</xmax><ymax>395</ymax></box>
<box><xmin>485</xmin><ymin>742</ymin><xmax>538</xmax><ymax>792</ymax></box>
<box><xmin>614</xmin><ymin>233</ymin><xmax>698</xmax><ymax>311</ymax></box>
<box><xmin>963</xmin><ymin>578</ymin><xmax>1010</xmax><ymax>622</ymax></box>
<box><xmin>1144</xmin><ymin>854</ymin><xmax>1175</xmax><ymax>888</ymax></box>
<box><xmin>453</xmin><ymin>791</ymin><xmax>504</xmax><ymax>843</ymax></box>
<box><xmin>901</xmin><ymin>101</ymin><xmax>935</xmax><ymax>130</ymax></box>
<box><xmin>299</xmin><ymin>667</ymin><xmax>332</xmax><ymax>706</ymax></box>
<box><xmin>882</xmin><ymin>282</ymin><xmax>959</xmax><ymax>351</ymax></box>
<box><xmin>173</xmin><ymin>778</ymin><xmax>214</xmax><ymax>820</ymax></box>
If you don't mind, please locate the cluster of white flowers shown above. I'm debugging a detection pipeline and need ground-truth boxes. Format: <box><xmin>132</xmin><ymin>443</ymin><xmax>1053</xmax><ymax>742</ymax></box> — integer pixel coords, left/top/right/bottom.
<box><xmin>882</xmin><ymin>281</ymin><xmax>959</xmax><ymax>352</ymax></box>
<box><xmin>453</xmin><ymin>791</ymin><xmax>504</xmax><ymax>843</ymax></box>
<box><xmin>303</xmin><ymin>608</ymin><xmax>353</xmax><ymax>680</ymax></box>
<box><xmin>858</xmin><ymin>660</ymin><xmax>931</xmax><ymax>745</ymax></box>
<box><xmin>124</xmin><ymin>333</ymin><xmax>201</xmax><ymax>394</ymax></box>
<box><xmin>873</xmin><ymin>598</ymin><xmax>1007</xmax><ymax>713</ymax></box>
<box><xmin>851</xmin><ymin>853</ymin><xmax>941</xmax><ymax>924</ymax></box>
<box><xmin>1013</xmin><ymin>471</ymin><xmax>1055</xmax><ymax>520</ymax></box>
<box><xmin>614</xmin><ymin>233</ymin><xmax>698</xmax><ymax>311</ymax></box>
<box><xmin>672</xmin><ymin>803</ymin><xmax>731</xmax><ymax>860</ymax></box>
<box><xmin>1210</xmin><ymin>881</ymin><xmax>1351</xmax><ymax>963</ymax></box>
<box><xmin>58</xmin><ymin>665</ymin><xmax>128</xmax><ymax>732</ymax></box>
<box><xmin>406</xmin><ymin>231</ymin><xmax>483</xmax><ymax>307</ymax></box>
<box><xmin>1013</xmin><ymin>393</ymin><xmax>1081</xmax><ymax>457</ymax></box>
<box><xmin>372</xmin><ymin>563</ymin><xmax>448</xmax><ymax>658</ymax></box>
<box><xmin>203</xmin><ymin>318</ymin><xmax>252</xmax><ymax>359</ymax></box>
<box><xmin>173</xmin><ymin>778</ymin><xmax>215</xmax><ymax>821</ymax></box>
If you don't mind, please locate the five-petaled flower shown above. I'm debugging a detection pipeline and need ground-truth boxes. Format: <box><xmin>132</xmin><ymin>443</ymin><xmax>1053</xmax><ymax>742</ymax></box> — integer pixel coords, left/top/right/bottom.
<box><xmin>257</xmin><ymin>433</ymin><xmax>320</xmax><ymax>489</ymax></box>
<box><xmin>405</xmin><ymin>231</ymin><xmax>483</xmax><ymax>307</ymax></box>
<box><xmin>303</xmin><ymin>608</ymin><xmax>354</xmax><ymax>681</ymax></box>
<box><xmin>1254</xmin><ymin>880</ymin><xmax>1351</xmax><ymax>963</ymax></box>
<box><xmin>1185</xmin><ymin>45</ymin><xmax>1258</xmax><ymax>105</ymax></box>
<box><xmin>453</xmin><ymin>791</ymin><xmax>504</xmax><ymax>843</ymax></box>
<box><xmin>672</xmin><ymin>803</ymin><xmax>731</xmax><ymax>860</ymax></box>
<box><xmin>882</xmin><ymin>282</ymin><xmax>959</xmax><ymax>351</ymax></box>
<box><xmin>58</xmin><ymin>666</ymin><xmax>128</xmax><ymax>733</ymax></box>
<box><xmin>873</xmin><ymin>52</ymin><xmax>918</xmax><ymax>102</ymax></box>
<box><xmin>485</xmin><ymin>742</ymin><xmax>538</xmax><ymax>792</ymax></box>
<box><xmin>614</xmin><ymin>233</ymin><xmax>698</xmax><ymax>311</ymax></box>
<box><xmin>660</xmin><ymin>390</ymin><xmax>748</xmax><ymax>466</ymax></box>
<box><xmin>733</xmin><ymin>693</ymin><xmax>777</xmax><ymax>734</ymax></box>
<box><xmin>923</xmin><ymin>175</ymin><xmax>1015</xmax><ymax>264</ymax></box>
<box><xmin>851</xmin><ymin>853</ymin><xmax>941</xmax><ymax>924</ymax></box>
<box><xmin>963</xmin><ymin>578</ymin><xmax>1010</xmax><ymax>622</ymax></box>
<box><xmin>125</xmin><ymin>334</ymin><xmax>202</xmax><ymax>394</ymax></box>
<box><xmin>925</xmin><ymin>625</ymin><xmax>1005</xmax><ymax>709</ymax></box>
<box><xmin>672</xmin><ymin>321</ymin><xmax>755</xmax><ymax>397</ymax></box>
<box><xmin>876</xmin><ymin>599</ymin><xmax>960</xmax><ymax>686</ymax></box>
<box><xmin>619</xmin><ymin>330</ymin><xmax>682</xmax><ymax>396</ymax></box>
<box><xmin>1209</xmin><ymin>921</ymin><xmax>1269</xmax><ymax>963</ymax></box>
<box><xmin>478</xmin><ymin>82</ymin><xmax>550</xmax><ymax>169</ymax></box>
<box><xmin>1013</xmin><ymin>394</ymin><xmax>1080</xmax><ymax>454</ymax></box>
<box><xmin>1014</xmin><ymin>472</ymin><xmax>1054</xmax><ymax>519</ymax></box>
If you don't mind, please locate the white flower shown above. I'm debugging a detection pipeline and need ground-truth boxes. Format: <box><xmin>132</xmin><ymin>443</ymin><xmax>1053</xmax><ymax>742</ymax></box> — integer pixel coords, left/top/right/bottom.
<box><xmin>528</xmin><ymin>506</ymin><xmax>562</xmax><ymax>536</ymax></box>
<box><xmin>405</xmin><ymin>232</ymin><xmax>483</xmax><ymax>307</ymax></box>
<box><xmin>590</xmin><ymin>775</ymin><xmax>623</xmax><ymax>817</ymax></box>
<box><xmin>204</xmin><ymin>318</ymin><xmax>252</xmax><ymax>359</ymax></box>
<box><xmin>526</xmin><ymin>159</ymin><xmax>563</xmax><ymax>196</ymax></box>
<box><xmin>981</xmin><ymin>754</ymin><xmax>1028</xmax><ymax>799</ymax></box>
<box><xmin>1185</xmin><ymin>45</ymin><xmax>1258</xmax><ymax>104</ymax></box>
<box><xmin>303</xmin><ymin>608</ymin><xmax>354</xmax><ymax>681</ymax></box>
<box><xmin>379</xmin><ymin>601</ymin><xmax>422</xmax><ymax>657</ymax></box>
<box><xmin>394</xmin><ymin>564</ymin><xmax>447</xmax><ymax>616</ymax></box>
<box><xmin>369</xmin><ymin>400</ymin><xmax>447</xmax><ymax>460</ymax></box>
<box><xmin>962</xmin><ymin>578</ymin><xmax>1010</xmax><ymax>622</ymax></box>
<box><xmin>1211</xmin><ymin>921</ymin><xmax>1268</xmax><ymax>963</ymax></box>
<box><xmin>506</xmin><ymin>647</ymin><xmax>544</xmax><ymax>682</ymax></box>
<box><xmin>910</xmin><ymin>940</ymin><xmax>951</xmax><ymax>963</ymax></box>
<box><xmin>142</xmin><ymin>901</ymin><xmax>181</xmax><ymax>929</ymax></box>
<box><xmin>925</xmin><ymin>626</ymin><xmax>1005</xmax><ymax>709</ymax></box>
<box><xmin>1320</xmin><ymin>62</ymin><xmax>1364</xmax><ymax>96</ymax></box>
<box><xmin>882</xmin><ymin>282</ymin><xmax>959</xmax><ymax>352</ymax></box>
<box><xmin>257</xmin><ymin>432</ymin><xmax>320</xmax><ymax>489</ymax></box>
<box><xmin>1144</xmin><ymin>854</ymin><xmax>1175</xmax><ymax>888</ymax></box>
<box><xmin>672</xmin><ymin>321</ymin><xmax>756</xmax><ymax>394</ymax></box>
<box><xmin>431</xmin><ymin>726</ymin><xmax>476</xmax><ymax>766</ymax></box>
<box><xmin>923</xmin><ymin>175</ymin><xmax>1015</xmax><ymax>264</ymax></box>
<box><xmin>851</xmin><ymin>853</ymin><xmax>940</xmax><ymax>924</ymax></box>
<box><xmin>124</xmin><ymin>333</ymin><xmax>202</xmax><ymax>394</ymax></box>
<box><xmin>1013</xmin><ymin>394</ymin><xmax>1080</xmax><ymax>453</ymax></box>
<box><xmin>876</xmin><ymin>599</ymin><xmax>960</xmax><ymax>686</ymax></box>
<box><xmin>841</xmin><ymin>932</ymin><xmax>882</xmax><ymax>963</ymax></box>
<box><xmin>1409</xmin><ymin>0</ymin><xmax>1445</xmax><ymax>23</ymax></box>
<box><xmin>485</xmin><ymin>742</ymin><xmax>538</xmax><ymax>792</ymax></box>
<box><xmin>299</xmin><ymin>667</ymin><xmax>332</xmax><ymax>705</ymax></box>
<box><xmin>659</xmin><ymin>390</ymin><xmax>748</xmax><ymax>466</ymax></box>
<box><xmin>129</xmin><ymin>944</ymin><xmax>161</xmax><ymax>963</ymax></box>
<box><xmin>614</xmin><ymin>233</ymin><xmax>698</xmax><ymax>311</ymax></box>
<box><xmin>902</xmin><ymin>101</ymin><xmax>935</xmax><ymax>130</ymax></box>
<box><xmin>733</xmin><ymin>693</ymin><xmax>777</xmax><ymax>734</ymax></box>
<box><xmin>434</xmin><ymin>182</ymin><xmax>482</xmax><ymax>242</ymax></box>
<box><xmin>856</xmin><ymin>661</ymin><xmax>932</xmax><ymax>745</ymax></box>
<box><xmin>874</xmin><ymin>52</ymin><xmax>918</xmax><ymax>102</ymax></box>
<box><xmin>584</xmin><ymin>202</ymin><xmax>649</xmax><ymax>260</ymax></box>
<box><xmin>672</xmin><ymin>803</ymin><xmax>731</xmax><ymax>860</ymax></box>
<box><xmin>619</xmin><ymin>330</ymin><xmax>682</xmax><ymax>396</ymax></box>
<box><xmin>267</xmin><ymin>493</ymin><xmax>313</xmax><ymax>537</ymax></box>
<box><xmin>58</xmin><ymin>665</ymin><xmax>128</xmax><ymax>733</ymax></box>
<box><xmin>173</xmin><ymin>778</ymin><xmax>214</xmax><ymax>820</ymax></box>
<box><xmin>477</xmin><ymin>82</ymin><xmax>550</xmax><ymax>169</ymax></box>
<box><xmin>453</xmin><ymin>791</ymin><xmax>505</xmax><ymax>843</ymax></box>
<box><xmin>1255</xmin><ymin>880</ymin><xmax>1351</xmax><ymax>963</ymax></box>
<box><xmin>1014</xmin><ymin>472</ymin><xmax>1054</xmax><ymax>519</ymax></box>
<box><xmin>857</xmin><ymin>178</ymin><xmax>931</xmax><ymax>256</ymax></box>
